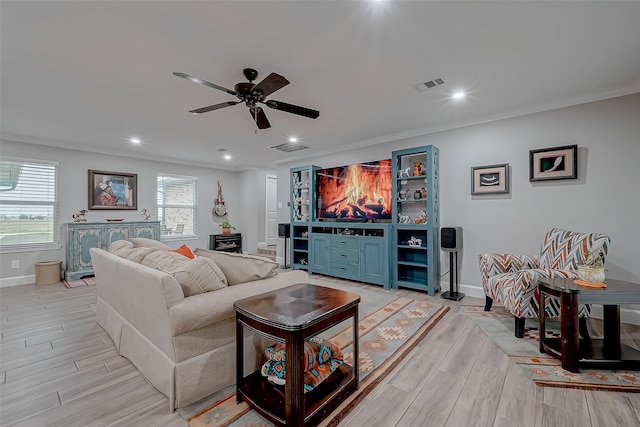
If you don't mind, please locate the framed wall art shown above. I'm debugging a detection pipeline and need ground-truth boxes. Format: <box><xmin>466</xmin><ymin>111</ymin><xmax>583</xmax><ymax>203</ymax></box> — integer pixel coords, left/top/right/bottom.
<box><xmin>471</xmin><ymin>163</ymin><xmax>510</xmax><ymax>195</ymax></box>
<box><xmin>88</xmin><ymin>170</ymin><xmax>137</xmax><ymax>210</ymax></box>
<box><xmin>529</xmin><ymin>144</ymin><xmax>577</xmax><ymax>182</ymax></box>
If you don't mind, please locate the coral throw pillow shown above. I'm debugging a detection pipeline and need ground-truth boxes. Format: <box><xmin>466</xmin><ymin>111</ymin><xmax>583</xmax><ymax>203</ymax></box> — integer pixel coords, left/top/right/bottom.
<box><xmin>171</xmin><ymin>244</ymin><xmax>195</xmax><ymax>259</ymax></box>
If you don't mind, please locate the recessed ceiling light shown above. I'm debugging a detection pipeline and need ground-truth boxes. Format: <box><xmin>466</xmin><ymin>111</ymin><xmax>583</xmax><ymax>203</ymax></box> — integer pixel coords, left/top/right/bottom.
<box><xmin>288</xmin><ymin>136</ymin><xmax>298</xmax><ymax>143</ymax></box>
<box><xmin>129</xmin><ymin>137</ymin><xmax>141</xmax><ymax>144</ymax></box>
<box><xmin>223</xmin><ymin>154</ymin><xmax>232</xmax><ymax>161</ymax></box>
<box><xmin>452</xmin><ymin>91</ymin><xmax>466</xmax><ymax>100</ymax></box>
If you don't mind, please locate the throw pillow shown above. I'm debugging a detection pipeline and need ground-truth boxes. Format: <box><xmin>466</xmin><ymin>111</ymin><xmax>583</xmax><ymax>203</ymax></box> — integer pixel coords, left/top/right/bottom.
<box><xmin>109</xmin><ymin>239</ymin><xmax>134</xmax><ymax>253</ymax></box>
<box><xmin>111</xmin><ymin>246</ymin><xmax>157</xmax><ymax>264</ymax></box>
<box><xmin>193</xmin><ymin>248</ymin><xmax>278</xmax><ymax>285</ymax></box>
<box><xmin>130</xmin><ymin>237</ymin><xmax>172</xmax><ymax>251</ymax></box>
<box><xmin>170</xmin><ymin>244</ymin><xmax>195</xmax><ymax>259</ymax></box>
<box><xmin>142</xmin><ymin>251</ymin><xmax>227</xmax><ymax>296</ymax></box>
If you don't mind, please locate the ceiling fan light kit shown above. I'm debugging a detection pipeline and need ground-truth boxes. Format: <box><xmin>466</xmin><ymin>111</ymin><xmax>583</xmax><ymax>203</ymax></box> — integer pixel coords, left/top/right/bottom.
<box><xmin>174</xmin><ymin>68</ymin><xmax>319</xmax><ymax>129</ymax></box>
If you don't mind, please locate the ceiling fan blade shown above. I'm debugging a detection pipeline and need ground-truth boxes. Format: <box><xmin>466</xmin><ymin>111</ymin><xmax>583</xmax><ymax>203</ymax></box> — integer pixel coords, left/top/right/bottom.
<box><xmin>249</xmin><ymin>107</ymin><xmax>271</xmax><ymax>129</ymax></box>
<box><xmin>265</xmin><ymin>100</ymin><xmax>320</xmax><ymax>119</ymax></box>
<box><xmin>252</xmin><ymin>73</ymin><xmax>290</xmax><ymax>99</ymax></box>
<box><xmin>173</xmin><ymin>72</ymin><xmax>237</xmax><ymax>95</ymax></box>
<box><xmin>189</xmin><ymin>101</ymin><xmax>240</xmax><ymax>115</ymax></box>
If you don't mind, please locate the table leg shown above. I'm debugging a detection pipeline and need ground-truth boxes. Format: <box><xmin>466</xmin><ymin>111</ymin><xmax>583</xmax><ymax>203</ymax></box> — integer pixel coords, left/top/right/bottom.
<box><xmin>539</xmin><ymin>290</ymin><xmax>546</xmax><ymax>353</ymax></box>
<box><xmin>236</xmin><ymin>318</ymin><xmax>244</xmax><ymax>403</ymax></box>
<box><xmin>560</xmin><ymin>292</ymin><xmax>579</xmax><ymax>373</ymax></box>
<box><xmin>353</xmin><ymin>307</ymin><xmax>359</xmax><ymax>389</ymax></box>
<box><xmin>603</xmin><ymin>304</ymin><xmax>621</xmax><ymax>359</ymax></box>
<box><xmin>285</xmin><ymin>331</ymin><xmax>305</xmax><ymax>426</ymax></box>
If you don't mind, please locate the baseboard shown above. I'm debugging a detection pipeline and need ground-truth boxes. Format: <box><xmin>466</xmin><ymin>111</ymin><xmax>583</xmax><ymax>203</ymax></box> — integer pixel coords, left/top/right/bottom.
<box><xmin>0</xmin><ymin>275</ymin><xmax>35</xmax><ymax>288</ymax></box>
<box><xmin>439</xmin><ymin>281</ymin><xmax>485</xmax><ymax>300</ymax></box>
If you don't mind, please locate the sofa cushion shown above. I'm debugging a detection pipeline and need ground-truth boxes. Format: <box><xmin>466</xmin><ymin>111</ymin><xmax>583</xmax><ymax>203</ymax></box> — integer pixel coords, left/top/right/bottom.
<box><xmin>130</xmin><ymin>237</ymin><xmax>172</xmax><ymax>251</ymax></box>
<box><xmin>142</xmin><ymin>251</ymin><xmax>228</xmax><ymax>296</ymax></box>
<box><xmin>194</xmin><ymin>248</ymin><xmax>278</xmax><ymax>285</ymax></box>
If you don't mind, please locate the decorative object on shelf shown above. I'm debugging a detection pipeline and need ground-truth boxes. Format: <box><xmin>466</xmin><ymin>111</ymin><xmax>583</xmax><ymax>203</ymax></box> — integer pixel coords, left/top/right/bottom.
<box><xmin>529</xmin><ymin>144</ymin><xmax>578</xmax><ymax>182</ymax></box>
<box><xmin>88</xmin><ymin>170</ymin><xmax>137</xmax><ymax>210</ymax></box>
<box><xmin>398</xmin><ymin>213</ymin><xmax>410</xmax><ymax>224</ymax></box>
<box><xmin>420</xmin><ymin>210</ymin><xmax>427</xmax><ymax>223</ymax></box>
<box><xmin>414</xmin><ymin>189</ymin><xmax>422</xmax><ymax>200</ymax></box>
<box><xmin>219</xmin><ymin>217</ymin><xmax>236</xmax><ymax>235</ymax></box>
<box><xmin>398</xmin><ymin>189</ymin><xmax>408</xmax><ymax>200</ymax></box>
<box><xmin>105</xmin><ymin>218</ymin><xmax>125</xmax><ymax>222</ymax></box>
<box><xmin>301</xmin><ymin>231</ymin><xmax>309</xmax><ymax>238</ymax></box>
<box><xmin>413</xmin><ymin>162</ymin><xmax>425</xmax><ymax>176</ymax></box>
<box><xmin>338</xmin><ymin>228</ymin><xmax>355</xmax><ymax>235</ymax></box>
<box><xmin>398</xmin><ymin>167</ymin><xmax>411</xmax><ymax>178</ymax></box>
<box><xmin>471</xmin><ymin>163</ymin><xmax>510</xmax><ymax>195</ymax></box>
<box><xmin>420</xmin><ymin>187</ymin><xmax>427</xmax><ymax>199</ymax></box>
<box><xmin>577</xmin><ymin>248</ymin><xmax>606</xmax><ymax>283</ymax></box>
<box><xmin>72</xmin><ymin>209</ymin><xmax>88</xmax><ymax>222</ymax></box>
<box><xmin>213</xmin><ymin>180</ymin><xmax>227</xmax><ymax>217</ymax></box>
<box><xmin>140</xmin><ymin>208</ymin><xmax>151</xmax><ymax>221</ymax></box>
<box><xmin>408</xmin><ymin>236</ymin><xmax>422</xmax><ymax>246</ymax></box>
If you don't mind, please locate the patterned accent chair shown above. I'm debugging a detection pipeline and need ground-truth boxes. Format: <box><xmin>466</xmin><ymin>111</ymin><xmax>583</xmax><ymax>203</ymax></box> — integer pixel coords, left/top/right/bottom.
<box><xmin>478</xmin><ymin>228</ymin><xmax>610</xmax><ymax>338</ymax></box>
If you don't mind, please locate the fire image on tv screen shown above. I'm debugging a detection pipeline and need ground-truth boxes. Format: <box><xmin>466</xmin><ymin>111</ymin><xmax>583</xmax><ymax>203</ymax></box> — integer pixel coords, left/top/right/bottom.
<box><xmin>316</xmin><ymin>160</ymin><xmax>392</xmax><ymax>221</ymax></box>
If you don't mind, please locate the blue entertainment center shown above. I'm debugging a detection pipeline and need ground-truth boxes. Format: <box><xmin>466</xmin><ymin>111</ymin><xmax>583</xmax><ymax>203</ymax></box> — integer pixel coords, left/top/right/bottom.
<box><xmin>289</xmin><ymin>145</ymin><xmax>440</xmax><ymax>295</ymax></box>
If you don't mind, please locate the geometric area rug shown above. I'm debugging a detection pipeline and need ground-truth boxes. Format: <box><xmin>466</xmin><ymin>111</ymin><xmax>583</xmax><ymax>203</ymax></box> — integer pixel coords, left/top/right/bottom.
<box><xmin>179</xmin><ymin>283</ymin><xmax>450</xmax><ymax>427</ymax></box>
<box><xmin>462</xmin><ymin>305</ymin><xmax>640</xmax><ymax>392</ymax></box>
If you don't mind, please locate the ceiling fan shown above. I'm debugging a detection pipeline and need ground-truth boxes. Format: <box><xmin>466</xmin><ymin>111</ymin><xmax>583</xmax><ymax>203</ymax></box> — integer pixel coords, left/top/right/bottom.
<box><xmin>173</xmin><ymin>68</ymin><xmax>320</xmax><ymax>129</ymax></box>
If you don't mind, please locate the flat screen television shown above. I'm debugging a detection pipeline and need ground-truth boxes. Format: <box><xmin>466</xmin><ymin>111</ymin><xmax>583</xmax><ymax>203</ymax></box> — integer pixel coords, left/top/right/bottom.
<box><xmin>316</xmin><ymin>159</ymin><xmax>392</xmax><ymax>221</ymax></box>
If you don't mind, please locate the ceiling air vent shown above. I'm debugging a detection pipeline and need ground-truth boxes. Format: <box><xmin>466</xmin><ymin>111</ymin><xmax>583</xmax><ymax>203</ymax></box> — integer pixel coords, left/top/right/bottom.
<box><xmin>270</xmin><ymin>142</ymin><xmax>309</xmax><ymax>153</ymax></box>
<box><xmin>415</xmin><ymin>78</ymin><xmax>445</xmax><ymax>92</ymax></box>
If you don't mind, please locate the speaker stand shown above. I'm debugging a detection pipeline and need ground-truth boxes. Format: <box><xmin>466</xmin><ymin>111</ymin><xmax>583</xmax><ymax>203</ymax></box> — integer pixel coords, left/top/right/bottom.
<box><xmin>282</xmin><ymin>236</ymin><xmax>289</xmax><ymax>269</ymax></box>
<box><xmin>442</xmin><ymin>251</ymin><xmax>465</xmax><ymax>301</ymax></box>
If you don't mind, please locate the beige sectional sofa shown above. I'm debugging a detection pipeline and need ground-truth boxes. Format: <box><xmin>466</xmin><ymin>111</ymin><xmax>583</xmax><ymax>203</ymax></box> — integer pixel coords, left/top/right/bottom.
<box><xmin>90</xmin><ymin>239</ymin><xmax>308</xmax><ymax>411</ymax></box>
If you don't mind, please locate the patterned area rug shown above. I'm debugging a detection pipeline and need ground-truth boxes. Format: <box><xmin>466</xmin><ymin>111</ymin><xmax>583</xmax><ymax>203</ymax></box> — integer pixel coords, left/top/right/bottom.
<box><xmin>62</xmin><ymin>277</ymin><xmax>96</xmax><ymax>288</ymax></box>
<box><xmin>179</xmin><ymin>282</ymin><xmax>449</xmax><ymax>427</ymax></box>
<box><xmin>463</xmin><ymin>305</ymin><xmax>640</xmax><ymax>392</ymax></box>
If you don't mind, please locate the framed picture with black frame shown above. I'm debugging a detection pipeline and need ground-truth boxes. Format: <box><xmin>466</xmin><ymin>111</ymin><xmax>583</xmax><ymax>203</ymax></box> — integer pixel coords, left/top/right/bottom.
<box><xmin>88</xmin><ymin>169</ymin><xmax>138</xmax><ymax>210</ymax></box>
<box><xmin>471</xmin><ymin>163</ymin><xmax>510</xmax><ymax>195</ymax></box>
<box><xmin>529</xmin><ymin>144</ymin><xmax>578</xmax><ymax>182</ymax></box>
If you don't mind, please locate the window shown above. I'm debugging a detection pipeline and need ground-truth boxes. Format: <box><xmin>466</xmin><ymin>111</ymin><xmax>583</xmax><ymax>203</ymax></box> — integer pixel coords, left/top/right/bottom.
<box><xmin>0</xmin><ymin>158</ymin><xmax>59</xmax><ymax>249</ymax></box>
<box><xmin>157</xmin><ymin>174</ymin><xmax>197</xmax><ymax>237</ymax></box>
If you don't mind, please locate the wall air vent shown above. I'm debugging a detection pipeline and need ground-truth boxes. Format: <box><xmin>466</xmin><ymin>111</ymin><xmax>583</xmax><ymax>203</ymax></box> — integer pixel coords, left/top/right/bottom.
<box><xmin>270</xmin><ymin>142</ymin><xmax>309</xmax><ymax>153</ymax></box>
<box><xmin>415</xmin><ymin>78</ymin><xmax>445</xmax><ymax>92</ymax></box>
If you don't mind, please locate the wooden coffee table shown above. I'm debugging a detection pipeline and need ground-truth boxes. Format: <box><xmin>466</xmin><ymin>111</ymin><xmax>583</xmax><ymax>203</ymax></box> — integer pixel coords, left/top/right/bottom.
<box><xmin>234</xmin><ymin>283</ymin><xmax>360</xmax><ymax>426</ymax></box>
<box><xmin>538</xmin><ymin>277</ymin><xmax>640</xmax><ymax>373</ymax></box>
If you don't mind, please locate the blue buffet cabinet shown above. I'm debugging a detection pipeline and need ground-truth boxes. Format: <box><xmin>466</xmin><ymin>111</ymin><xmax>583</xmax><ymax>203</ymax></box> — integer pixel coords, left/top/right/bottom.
<box><xmin>65</xmin><ymin>221</ymin><xmax>160</xmax><ymax>280</ymax></box>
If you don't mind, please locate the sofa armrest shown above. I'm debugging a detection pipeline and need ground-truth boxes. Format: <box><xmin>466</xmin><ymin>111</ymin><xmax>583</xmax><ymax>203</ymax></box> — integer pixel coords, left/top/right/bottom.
<box><xmin>169</xmin><ymin>269</ymin><xmax>309</xmax><ymax>336</ymax></box>
<box><xmin>478</xmin><ymin>253</ymin><xmax>539</xmax><ymax>285</ymax></box>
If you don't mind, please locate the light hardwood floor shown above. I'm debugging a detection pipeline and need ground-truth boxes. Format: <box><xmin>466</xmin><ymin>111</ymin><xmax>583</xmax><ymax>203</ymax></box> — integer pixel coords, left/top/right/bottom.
<box><xmin>1</xmin><ymin>279</ymin><xmax>639</xmax><ymax>426</ymax></box>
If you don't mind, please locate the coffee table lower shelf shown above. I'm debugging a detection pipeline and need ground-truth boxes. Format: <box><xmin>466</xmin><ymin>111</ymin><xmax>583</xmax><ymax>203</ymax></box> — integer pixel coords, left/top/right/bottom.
<box><xmin>541</xmin><ymin>338</ymin><xmax>640</xmax><ymax>370</ymax></box>
<box><xmin>238</xmin><ymin>364</ymin><xmax>355</xmax><ymax>426</ymax></box>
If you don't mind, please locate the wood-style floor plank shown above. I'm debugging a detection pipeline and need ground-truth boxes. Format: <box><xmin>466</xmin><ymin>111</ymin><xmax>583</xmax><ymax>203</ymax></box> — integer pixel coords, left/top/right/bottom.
<box><xmin>1</xmin><ymin>279</ymin><xmax>639</xmax><ymax>426</ymax></box>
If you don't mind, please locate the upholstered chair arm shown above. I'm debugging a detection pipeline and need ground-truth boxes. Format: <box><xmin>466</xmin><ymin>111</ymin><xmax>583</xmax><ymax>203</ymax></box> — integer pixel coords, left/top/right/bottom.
<box><xmin>478</xmin><ymin>253</ymin><xmax>539</xmax><ymax>285</ymax></box>
<box><xmin>509</xmin><ymin>268</ymin><xmax>589</xmax><ymax>318</ymax></box>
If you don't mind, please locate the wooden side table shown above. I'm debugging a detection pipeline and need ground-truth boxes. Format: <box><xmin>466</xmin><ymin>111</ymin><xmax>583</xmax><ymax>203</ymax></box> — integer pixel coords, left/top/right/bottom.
<box><xmin>235</xmin><ymin>283</ymin><xmax>360</xmax><ymax>426</ymax></box>
<box><xmin>538</xmin><ymin>277</ymin><xmax>640</xmax><ymax>373</ymax></box>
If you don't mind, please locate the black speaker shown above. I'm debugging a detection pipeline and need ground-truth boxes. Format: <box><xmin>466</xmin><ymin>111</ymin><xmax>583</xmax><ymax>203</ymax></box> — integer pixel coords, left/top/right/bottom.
<box><xmin>278</xmin><ymin>223</ymin><xmax>290</xmax><ymax>238</ymax></box>
<box><xmin>441</xmin><ymin>226</ymin><xmax>462</xmax><ymax>252</ymax></box>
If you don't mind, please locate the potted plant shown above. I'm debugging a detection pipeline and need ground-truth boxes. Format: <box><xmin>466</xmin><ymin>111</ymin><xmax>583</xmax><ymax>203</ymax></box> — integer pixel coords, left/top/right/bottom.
<box><xmin>577</xmin><ymin>248</ymin><xmax>606</xmax><ymax>283</ymax></box>
<box><xmin>219</xmin><ymin>218</ymin><xmax>236</xmax><ymax>235</ymax></box>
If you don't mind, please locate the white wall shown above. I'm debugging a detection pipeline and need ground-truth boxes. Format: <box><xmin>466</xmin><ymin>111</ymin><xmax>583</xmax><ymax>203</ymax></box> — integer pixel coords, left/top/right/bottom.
<box><xmin>0</xmin><ymin>140</ymin><xmax>272</xmax><ymax>284</ymax></box>
<box><xmin>277</xmin><ymin>94</ymin><xmax>640</xmax><ymax>302</ymax></box>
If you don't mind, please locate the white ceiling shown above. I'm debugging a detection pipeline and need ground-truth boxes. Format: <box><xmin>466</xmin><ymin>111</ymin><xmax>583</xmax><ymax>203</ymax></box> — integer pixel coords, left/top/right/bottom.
<box><xmin>2</xmin><ymin>1</ymin><xmax>639</xmax><ymax>170</ymax></box>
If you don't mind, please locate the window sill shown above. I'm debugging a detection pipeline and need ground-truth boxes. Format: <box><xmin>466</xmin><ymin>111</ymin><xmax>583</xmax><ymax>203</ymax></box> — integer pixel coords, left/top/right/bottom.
<box><xmin>0</xmin><ymin>243</ymin><xmax>63</xmax><ymax>254</ymax></box>
<box><xmin>160</xmin><ymin>234</ymin><xmax>199</xmax><ymax>242</ymax></box>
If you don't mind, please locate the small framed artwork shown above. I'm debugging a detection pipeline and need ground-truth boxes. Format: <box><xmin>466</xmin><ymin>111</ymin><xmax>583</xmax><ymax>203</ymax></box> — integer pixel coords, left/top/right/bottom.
<box><xmin>529</xmin><ymin>144</ymin><xmax>577</xmax><ymax>182</ymax></box>
<box><xmin>88</xmin><ymin>170</ymin><xmax>137</xmax><ymax>210</ymax></box>
<box><xmin>471</xmin><ymin>163</ymin><xmax>510</xmax><ymax>195</ymax></box>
